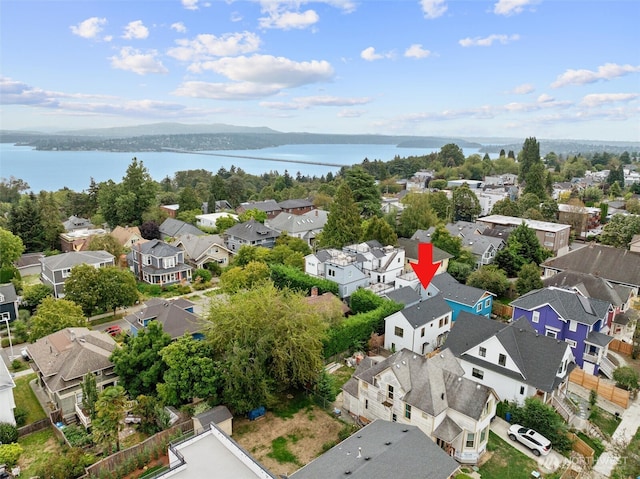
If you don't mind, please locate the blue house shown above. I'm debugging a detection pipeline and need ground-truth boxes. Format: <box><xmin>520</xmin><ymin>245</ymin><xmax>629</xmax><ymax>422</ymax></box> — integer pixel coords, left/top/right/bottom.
<box><xmin>510</xmin><ymin>287</ymin><xmax>613</xmax><ymax>377</ymax></box>
<box><xmin>426</xmin><ymin>272</ymin><xmax>493</xmax><ymax>321</ymax></box>
<box><xmin>0</xmin><ymin>284</ymin><xmax>19</xmax><ymax>323</ymax></box>
<box><xmin>124</xmin><ymin>297</ymin><xmax>206</xmax><ymax>340</ymax></box>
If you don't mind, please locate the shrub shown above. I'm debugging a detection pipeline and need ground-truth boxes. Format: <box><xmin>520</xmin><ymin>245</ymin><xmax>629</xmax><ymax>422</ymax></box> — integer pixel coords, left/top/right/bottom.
<box><xmin>0</xmin><ymin>422</ymin><xmax>18</xmax><ymax>444</ymax></box>
<box><xmin>269</xmin><ymin>263</ymin><xmax>339</xmax><ymax>295</ymax></box>
<box><xmin>13</xmin><ymin>407</ymin><xmax>27</xmax><ymax>427</ymax></box>
<box><xmin>0</xmin><ymin>443</ymin><xmax>23</xmax><ymax>467</ymax></box>
<box><xmin>64</xmin><ymin>425</ymin><xmax>93</xmax><ymax>448</ymax></box>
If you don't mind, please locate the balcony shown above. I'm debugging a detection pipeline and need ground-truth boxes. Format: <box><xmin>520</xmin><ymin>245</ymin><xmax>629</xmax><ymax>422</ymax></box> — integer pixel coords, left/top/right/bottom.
<box><xmin>75</xmin><ymin>403</ymin><xmax>92</xmax><ymax>429</ymax></box>
<box><xmin>582</xmin><ymin>352</ymin><xmax>600</xmax><ymax>364</ymax></box>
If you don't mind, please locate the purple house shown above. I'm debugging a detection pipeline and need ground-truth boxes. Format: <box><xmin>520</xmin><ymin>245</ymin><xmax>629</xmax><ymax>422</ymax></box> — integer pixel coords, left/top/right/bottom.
<box><xmin>510</xmin><ymin>287</ymin><xmax>614</xmax><ymax>377</ymax></box>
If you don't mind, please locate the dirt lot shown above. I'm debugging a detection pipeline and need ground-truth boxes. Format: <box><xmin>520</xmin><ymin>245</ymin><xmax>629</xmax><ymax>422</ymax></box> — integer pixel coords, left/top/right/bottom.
<box><xmin>233</xmin><ymin>406</ymin><xmax>350</xmax><ymax>477</ymax></box>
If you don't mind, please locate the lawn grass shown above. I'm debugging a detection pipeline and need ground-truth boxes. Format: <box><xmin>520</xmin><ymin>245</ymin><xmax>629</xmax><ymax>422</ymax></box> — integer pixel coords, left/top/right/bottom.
<box><xmin>589</xmin><ymin>406</ymin><xmax>621</xmax><ymax>438</ymax></box>
<box><xmin>13</xmin><ymin>373</ymin><xmax>47</xmax><ymax>423</ymax></box>
<box><xmin>18</xmin><ymin>427</ymin><xmax>63</xmax><ymax>478</ymax></box>
<box><xmin>330</xmin><ymin>365</ymin><xmax>355</xmax><ymax>393</ymax></box>
<box><xmin>478</xmin><ymin>432</ymin><xmax>547</xmax><ymax>479</ymax></box>
<box><xmin>272</xmin><ymin>391</ymin><xmax>313</xmax><ymax>419</ymax></box>
<box><xmin>267</xmin><ymin>436</ymin><xmax>301</xmax><ymax>466</ymax></box>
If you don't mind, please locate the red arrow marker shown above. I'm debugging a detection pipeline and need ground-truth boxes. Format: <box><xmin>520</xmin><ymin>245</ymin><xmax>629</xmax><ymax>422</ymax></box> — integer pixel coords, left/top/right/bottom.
<box><xmin>410</xmin><ymin>243</ymin><xmax>441</xmax><ymax>289</ymax></box>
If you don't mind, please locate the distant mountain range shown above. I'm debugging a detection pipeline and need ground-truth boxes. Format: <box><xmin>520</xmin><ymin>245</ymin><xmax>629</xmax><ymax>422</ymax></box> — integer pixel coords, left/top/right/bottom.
<box><xmin>1</xmin><ymin>122</ymin><xmax>638</xmax><ymax>156</ymax></box>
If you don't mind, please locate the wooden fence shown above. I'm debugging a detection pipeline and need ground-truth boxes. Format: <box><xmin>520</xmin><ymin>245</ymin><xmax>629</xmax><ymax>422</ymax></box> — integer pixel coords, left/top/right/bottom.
<box><xmin>17</xmin><ymin>418</ymin><xmax>50</xmax><ymax>437</ymax></box>
<box><xmin>609</xmin><ymin>339</ymin><xmax>633</xmax><ymax>356</ymax></box>
<box><xmin>492</xmin><ymin>303</ymin><xmax>513</xmax><ymax>318</ymax></box>
<box><xmin>567</xmin><ymin>432</ymin><xmax>595</xmax><ymax>466</ymax></box>
<box><xmin>569</xmin><ymin>368</ymin><xmax>630</xmax><ymax>409</ymax></box>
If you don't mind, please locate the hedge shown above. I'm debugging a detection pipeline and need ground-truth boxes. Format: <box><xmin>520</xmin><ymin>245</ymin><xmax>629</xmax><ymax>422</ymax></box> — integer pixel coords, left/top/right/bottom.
<box><xmin>323</xmin><ymin>299</ymin><xmax>403</xmax><ymax>358</ymax></box>
<box><xmin>269</xmin><ymin>263</ymin><xmax>339</xmax><ymax>296</ymax></box>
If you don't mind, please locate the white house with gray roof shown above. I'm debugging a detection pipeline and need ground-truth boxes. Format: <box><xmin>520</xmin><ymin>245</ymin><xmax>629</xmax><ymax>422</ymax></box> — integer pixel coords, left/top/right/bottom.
<box><xmin>444</xmin><ymin>313</ymin><xmax>575</xmax><ymax>406</ymax></box>
<box><xmin>341</xmin><ymin>348</ymin><xmax>498</xmax><ymax>464</ymax></box>
<box><xmin>0</xmin><ymin>359</ymin><xmax>16</xmax><ymax>425</ymax></box>
<box><xmin>384</xmin><ymin>295</ymin><xmax>453</xmax><ymax>355</ymax></box>
<box><xmin>291</xmin><ymin>420</ymin><xmax>459</xmax><ymax>479</ymax></box>
<box><xmin>40</xmin><ymin>250</ymin><xmax>115</xmax><ymax>298</ymax></box>
<box><xmin>427</xmin><ymin>272</ymin><xmax>494</xmax><ymax>320</ymax></box>
<box><xmin>159</xmin><ymin>218</ymin><xmax>205</xmax><ymax>238</ymax></box>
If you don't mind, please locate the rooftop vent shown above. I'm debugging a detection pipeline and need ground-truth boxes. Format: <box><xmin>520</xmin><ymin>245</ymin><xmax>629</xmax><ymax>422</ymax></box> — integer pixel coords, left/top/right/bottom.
<box><xmin>385</xmin><ymin>441</ymin><xmax>392</xmax><ymax>445</ymax></box>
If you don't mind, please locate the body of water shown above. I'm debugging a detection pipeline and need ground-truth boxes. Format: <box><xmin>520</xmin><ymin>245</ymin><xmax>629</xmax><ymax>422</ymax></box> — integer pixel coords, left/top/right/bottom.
<box><xmin>0</xmin><ymin>143</ymin><xmax>485</xmax><ymax>192</ymax></box>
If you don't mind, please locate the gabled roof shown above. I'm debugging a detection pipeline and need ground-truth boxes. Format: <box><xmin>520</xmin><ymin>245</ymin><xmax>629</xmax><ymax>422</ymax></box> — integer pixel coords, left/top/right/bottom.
<box><xmin>0</xmin><ymin>358</ymin><xmax>15</xmax><ymax>394</ymax></box>
<box><xmin>278</xmin><ymin>198</ymin><xmax>314</xmax><ymax>209</ymax></box>
<box><xmin>159</xmin><ymin>218</ymin><xmax>205</xmax><ymax>238</ymax></box>
<box><xmin>431</xmin><ymin>272</ymin><xmax>490</xmax><ymax>306</ymax></box>
<box><xmin>125</xmin><ymin>297</ymin><xmax>206</xmax><ymax>339</ymax></box>
<box><xmin>444</xmin><ymin>313</ymin><xmax>573</xmax><ymax>393</ymax></box>
<box><xmin>396</xmin><ymin>238</ymin><xmax>453</xmax><ymax>262</ymax></box>
<box><xmin>542</xmin><ymin>270</ymin><xmax>633</xmax><ymax>307</ymax></box>
<box><xmin>0</xmin><ymin>283</ymin><xmax>18</xmax><ymax>304</ymax></box>
<box><xmin>41</xmin><ymin>250</ymin><xmax>115</xmax><ymax>270</ymax></box>
<box><xmin>237</xmin><ymin>199</ymin><xmax>281</xmax><ymax>214</ymax></box>
<box><xmin>291</xmin><ymin>420</ymin><xmax>459</xmax><ymax>479</ymax></box>
<box><xmin>174</xmin><ymin>234</ymin><xmax>231</xmax><ymax>261</ymax></box>
<box><xmin>266</xmin><ymin>211</ymin><xmax>327</xmax><ymax>234</ymax></box>
<box><xmin>63</xmin><ymin>215</ymin><xmax>92</xmax><ymax>231</ymax></box>
<box><xmin>194</xmin><ymin>405</ymin><xmax>233</xmax><ymax>427</ymax></box>
<box><xmin>111</xmin><ymin>226</ymin><xmax>143</xmax><ymax>245</ymax></box>
<box><xmin>27</xmin><ymin>328</ymin><xmax>116</xmax><ymax>393</ymax></box>
<box><xmin>224</xmin><ymin>219</ymin><xmax>280</xmax><ymax>242</ymax></box>
<box><xmin>542</xmin><ymin>244</ymin><xmax>640</xmax><ymax>288</ymax></box>
<box><xmin>134</xmin><ymin>239</ymin><xmax>183</xmax><ymax>257</ymax></box>
<box><xmin>395</xmin><ymin>295</ymin><xmax>452</xmax><ymax>328</ymax></box>
<box><xmin>511</xmin><ymin>287</ymin><xmax>611</xmax><ymax>326</ymax></box>
<box><xmin>460</xmin><ymin>233</ymin><xmax>504</xmax><ymax>257</ymax></box>
<box><xmin>384</xmin><ymin>286</ymin><xmax>421</xmax><ymax>306</ymax></box>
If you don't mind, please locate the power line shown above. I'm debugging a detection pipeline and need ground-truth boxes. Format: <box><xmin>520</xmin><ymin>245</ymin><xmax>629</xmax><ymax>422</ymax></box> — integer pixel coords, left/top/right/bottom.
<box><xmin>161</xmin><ymin>148</ymin><xmax>346</xmax><ymax>168</ymax></box>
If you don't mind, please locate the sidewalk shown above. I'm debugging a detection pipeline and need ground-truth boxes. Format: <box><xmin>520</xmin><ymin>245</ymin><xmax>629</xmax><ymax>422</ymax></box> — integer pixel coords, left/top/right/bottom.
<box><xmin>591</xmin><ymin>393</ymin><xmax>640</xmax><ymax>478</ymax></box>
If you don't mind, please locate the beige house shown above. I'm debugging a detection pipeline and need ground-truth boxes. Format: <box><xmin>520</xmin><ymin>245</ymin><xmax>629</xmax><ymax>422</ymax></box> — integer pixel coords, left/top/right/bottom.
<box><xmin>193</xmin><ymin>405</ymin><xmax>233</xmax><ymax>436</ymax></box>
<box><xmin>111</xmin><ymin>226</ymin><xmax>145</xmax><ymax>249</ymax></box>
<box><xmin>173</xmin><ymin>234</ymin><xmax>234</xmax><ymax>270</ymax></box>
<box><xmin>477</xmin><ymin>215</ymin><xmax>571</xmax><ymax>255</ymax></box>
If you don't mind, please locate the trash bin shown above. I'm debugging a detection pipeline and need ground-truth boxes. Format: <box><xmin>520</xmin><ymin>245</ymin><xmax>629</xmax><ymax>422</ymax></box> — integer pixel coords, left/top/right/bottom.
<box><xmin>505</xmin><ymin>412</ymin><xmax>512</xmax><ymax>423</ymax></box>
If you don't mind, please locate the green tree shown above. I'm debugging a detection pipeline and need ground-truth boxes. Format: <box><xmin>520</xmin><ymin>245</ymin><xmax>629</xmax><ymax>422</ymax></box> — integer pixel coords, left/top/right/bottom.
<box><xmin>30</xmin><ymin>297</ymin><xmax>87</xmax><ymax>340</ymax></box>
<box><xmin>609</xmin><ymin>180</ymin><xmax>622</xmax><ymax>198</ymax></box>
<box><xmin>133</xmin><ymin>394</ymin><xmax>168</xmax><ymax>434</ymax></box>
<box><xmin>361</xmin><ymin>216</ymin><xmax>398</xmax><ymax>245</ymax></box>
<box><xmin>515</xmin><ymin>263</ymin><xmax>543</xmax><ymax>295</ymax></box>
<box><xmin>158</xmin><ymin>336</ymin><xmax>220</xmax><ymax>406</ymax></box>
<box><xmin>178</xmin><ymin>186</ymin><xmax>202</xmax><ymax>212</ymax></box>
<box><xmin>318</xmin><ymin>183</ymin><xmax>362</xmax><ymax>248</ymax></box>
<box><xmin>600</xmin><ymin>214</ymin><xmax>640</xmax><ymax>248</ymax></box>
<box><xmin>344</xmin><ymin>167</ymin><xmax>381</xmax><ymax>218</ymax></box>
<box><xmin>8</xmin><ymin>193</ymin><xmax>46</xmax><ymax>252</ymax></box>
<box><xmin>511</xmin><ymin>397</ymin><xmax>573</xmax><ymax>453</ymax></box>
<box><xmin>87</xmin><ymin>234</ymin><xmax>124</xmax><ymax>259</ymax></box>
<box><xmin>540</xmin><ymin>199</ymin><xmax>559</xmax><ymax>222</ymax></box>
<box><xmin>431</xmin><ymin>225</ymin><xmax>462</xmax><ymax>258</ymax></box>
<box><xmin>490</xmin><ymin>198</ymin><xmax>520</xmax><ymax>217</ymax></box>
<box><xmin>80</xmin><ymin>372</ymin><xmax>99</xmax><ymax>419</ymax></box>
<box><xmin>275</xmin><ymin>234</ymin><xmax>312</xmax><ymax>256</ymax></box>
<box><xmin>495</xmin><ymin>222</ymin><xmax>550</xmax><ymax>277</ymax></box>
<box><xmin>215</xmin><ymin>215</ymin><xmax>237</xmax><ymax>233</ymax></box>
<box><xmin>518</xmin><ymin>137</ymin><xmax>541</xmax><ymax>183</ymax></box>
<box><xmin>451</xmin><ymin>184</ymin><xmax>480</xmax><ymax>222</ymax></box>
<box><xmin>238</xmin><ymin>208</ymin><xmax>268</xmax><ymax>223</ymax></box>
<box><xmin>110</xmin><ymin>321</ymin><xmax>172</xmax><ymax>397</ymax></box>
<box><xmin>37</xmin><ymin>192</ymin><xmax>64</xmax><ymax>251</ymax></box>
<box><xmin>438</xmin><ymin>143</ymin><xmax>465</xmax><ymax>167</ymax></box>
<box><xmin>466</xmin><ymin>265</ymin><xmax>510</xmax><ymax>297</ymax></box>
<box><xmin>0</xmin><ymin>228</ymin><xmax>24</xmax><ymax>268</ymax></box>
<box><xmin>517</xmin><ymin>193</ymin><xmax>541</xmax><ymax>213</ymax></box>
<box><xmin>93</xmin><ymin>385</ymin><xmax>128</xmax><ymax>453</ymax></box>
<box><xmin>612</xmin><ymin>366</ymin><xmax>639</xmax><ymax>391</ymax></box>
<box><xmin>20</xmin><ymin>283</ymin><xmax>53</xmax><ymax>313</ymax></box>
<box><xmin>607</xmin><ymin>164</ymin><xmax>625</xmax><ymax>186</ymax></box>
<box><xmin>397</xmin><ymin>192</ymin><xmax>439</xmax><ymax>238</ymax></box>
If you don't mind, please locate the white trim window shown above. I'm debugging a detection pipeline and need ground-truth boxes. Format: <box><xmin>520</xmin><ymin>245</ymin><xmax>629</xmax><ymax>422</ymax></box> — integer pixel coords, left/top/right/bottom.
<box><xmin>532</xmin><ymin>311</ymin><xmax>540</xmax><ymax>323</ymax></box>
<box><xmin>565</xmin><ymin>338</ymin><xmax>577</xmax><ymax>348</ymax></box>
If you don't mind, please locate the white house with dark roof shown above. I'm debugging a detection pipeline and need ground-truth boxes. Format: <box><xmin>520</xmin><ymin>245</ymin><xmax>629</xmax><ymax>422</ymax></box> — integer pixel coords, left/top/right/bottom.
<box><xmin>128</xmin><ymin>239</ymin><xmax>192</xmax><ymax>285</ymax></box>
<box><xmin>40</xmin><ymin>250</ymin><xmax>115</xmax><ymax>298</ymax></box>
<box><xmin>341</xmin><ymin>348</ymin><xmax>498</xmax><ymax>464</ymax></box>
<box><xmin>224</xmin><ymin>219</ymin><xmax>280</xmax><ymax>251</ymax></box>
<box><xmin>26</xmin><ymin>327</ymin><xmax>118</xmax><ymax>425</ymax></box>
<box><xmin>510</xmin><ymin>287</ymin><xmax>614</xmax><ymax>377</ymax></box>
<box><xmin>173</xmin><ymin>233</ymin><xmax>233</xmax><ymax>269</ymax></box>
<box><xmin>291</xmin><ymin>420</ymin><xmax>459</xmax><ymax>479</ymax></box>
<box><xmin>0</xmin><ymin>359</ymin><xmax>16</xmax><ymax>425</ymax></box>
<box><xmin>384</xmin><ymin>295</ymin><xmax>453</xmax><ymax>355</ymax></box>
<box><xmin>477</xmin><ymin>215</ymin><xmax>571</xmax><ymax>255</ymax></box>
<box><xmin>444</xmin><ymin>312</ymin><xmax>575</xmax><ymax>406</ymax></box>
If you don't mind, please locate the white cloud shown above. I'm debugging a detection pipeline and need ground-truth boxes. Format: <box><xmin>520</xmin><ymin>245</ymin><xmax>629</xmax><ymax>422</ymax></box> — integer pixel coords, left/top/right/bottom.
<box><xmin>404</xmin><ymin>44</ymin><xmax>431</xmax><ymax>59</ymax></box>
<box><xmin>338</xmin><ymin>109</ymin><xmax>366</xmax><ymax>118</ymax></box>
<box><xmin>167</xmin><ymin>32</ymin><xmax>261</xmax><ymax>63</ymax></box>
<box><xmin>420</xmin><ymin>0</ymin><xmax>447</xmax><ymax>19</ymax></box>
<box><xmin>493</xmin><ymin>0</ymin><xmax>536</xmax><ymax>16</ymax></box>
<box><xmin>182</xmin><ymin>0</ymin><xmax>199</xmax><ymax>10</ymax></box>
<box><xmin>361</xmin><ymin>47</ymin><xmax>383</xmax><ymax>61</ymax></box>
<box><xmin>261</xmin><ymin>95</ymin><xmax>371</xmax><ymax>110</ymax></box>
<box><xmin>580</xmin><ymin>93</ymin><xmax>638</xmax><ymax>107</ymax></box>
<box><xmin>110</xmin><ymin>47</ymin><xmax>168</xmax><ymax>75</ymax></box>
<box><xmin>552</xmin><ymin>63</ymin><xmax>640</xmax><ymax>88</ymax></box>
<box><xmin>459</xmin><ymin>34</ymin><xmax>520</xmax><ymax>47</ymax></box>
<box><xmin>259</xmin><ymin>9</ymin><xmax>320</xmax><ymax>30</ymax></box>
<box><xmin>122</xmin><ymin>20</ymin><xmax>149</xmax><ymax>40</ymax></box>
<box><xmin>511</xmin><ymin>83</ymin><xmax>535</xmax><ymax>94</ymax></box>
<box><xmin>173</xmin><ymin>81</ymin><xmax>283</xmax><ymax>100</ymax></box>
<box><xmin>70</xmin><ymin>17</ymin><xmax>107</xmax><ymax>39</ymax></box>
<box><xmin>537</xmin><ymin>93</ymin><xmax>554</xmax><ymax>103</ymax></box>
<box><xmin>171</xmin><ymin>22</ymin><xmax>187</xmax><ymax>33</ymax></box>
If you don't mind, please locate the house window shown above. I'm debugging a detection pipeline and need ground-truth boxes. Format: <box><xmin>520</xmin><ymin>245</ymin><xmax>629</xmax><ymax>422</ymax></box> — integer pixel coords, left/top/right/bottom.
<box><xmin>480</xmin><ymin>426</ymin><xmax>488</xmax><ymax>443</ymax></box>
<box><xmin>498</xmin><ymin>354</ymin><xmax>506</xmax><ymax>366</ymax></box>
<box><xmin>546</xmin><ymin>329</ymin><xmax>558</xmax><ymax>339</ymax></box>
<box><xmin>485</xmin><ymin>298</ymin><xmax>491</xmax><ymax>307</ymax></box>
<box><xmin>472</xmin><ymin>368</ymin><xmax>484</xmax><ymax>380</ymax></box>
<box><xmin>142</xmin><ymin>255</ymin><xmax>152</xmax><ymax>266</ymax></box>
<box><xmin>405</xmin><ymin>404</ymin><xmax>412</xmax><ymax>419</ymax></box>
<box><xmin>394</xmin><ymin>326</ymin><xmax>404</xmax><ymax>338</ymax></box>
<box><xmin>544</xmin><ymin>241</ymin><xmax>554</xmax><ymax>247</ymax></box>
<box><xmin>365</xmin><ymin>399</ymin><xmax>368</xmax><ymax>409</ymax></box>
<box><xmin>569</xmin><ymin>320</ymin><xmax>577</xmax><ymax>332</ymax></box>
<box><xmin>439</xmin><ymin>317</ymin><xmax>444</xmax><ymax>327</ymax></box>
<box><xmin>421</xmin><ymin>327</ymin><xmax>425</xmax><ymax>337</ymax></box>
<box><xmin>520</xmin><ymin>386</ymin><xmax>525</xmax><ymax>395</ymax></box>
<box><xmin>0</xmin><ymin>312</ymin><xmax>9</xmax><ymax>321</ymax></box>
<box><xmin>0</xmin><ymin>294</ymin><xmax>4</xmax><ymax>302</ymax></box>
<box><xmin>61</xmin><ymin>268</ymin><xmax>72</xmax><ymax>278</ymax></box>
<box><xmin>483</xmin><ymin>400</ymin><xmax>491</xmax><ymax>417</ymax></box>
<box><xmin>479</xmin><ymin>347</ymin><xmax>486</xmax><ymax>357</ymax></box>
<box><xmin>545</xmin><ymin>232</ymin><xmax>555</xmax><ymax>237</ymax></box>
<box><xmin>565</xmin><ymin>339</ymin><xmax>577</xmax><ymax>348</ymax></box>
<box><xmin>328</xmin><ymin>269</ymin><xmax>335</xmax><ymax>277</ymax></box>
<box><xmin>388</xmin><ymin>385</ymin><xmax>394</xmax><ymax>400</ymax></box>
<box><xmin>392</xmin><ymin>413</ymin><xmax>397</xmax><ymax>422</ymax></box>
<box><xmin>164</xmin><ymin>257</ymin><xmax>176</xmax><ymax>268</ymax></box>
<box><xmin>532</xmin><ymin>311</ymin><xmax>540</xmax><ymax>323</ymax></box>
<box><xmin>476</xmin><ymin>303</ymin><xmax>483</xmax><ymax>312</ymax></box>
<box><xmin>466</xmin><ymin>432</ymin><xmax>475</xmax><ymax>448</ymax></box>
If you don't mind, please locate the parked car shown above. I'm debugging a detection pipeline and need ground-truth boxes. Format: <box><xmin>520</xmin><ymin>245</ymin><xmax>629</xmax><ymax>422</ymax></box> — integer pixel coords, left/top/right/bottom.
<box><xmin>508</xmin><ymin>424</ymin><xmax>552</xmax><ymax>456</ymax></box>
<box><xmin>20</xmin><ymin>347</ymin><xmax>30</xmax><ymax>361</ymax></box>
<box><xmin>104</xmin><ymin>325</ymin><xmax>122</xmax><ymax>337</ymax></box>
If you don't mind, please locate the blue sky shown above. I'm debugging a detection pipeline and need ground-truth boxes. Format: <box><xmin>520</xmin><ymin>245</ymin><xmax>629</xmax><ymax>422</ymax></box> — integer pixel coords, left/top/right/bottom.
<box><xmin>1</xmin><ymin>0</ymin><xmax>639</xmax><ymax>141</ymax></box>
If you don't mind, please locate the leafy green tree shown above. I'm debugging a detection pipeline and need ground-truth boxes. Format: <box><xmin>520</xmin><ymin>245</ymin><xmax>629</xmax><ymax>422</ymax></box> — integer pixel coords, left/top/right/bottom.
<box><xmin>451</xmin><ymin>184</ymin><xmax>480</xmax><ymax>222</ymax></box>
<box><xmin>491</xmin><ymin>198</ymin><xmax>521</xmax><ymax>217</ymax></box>
<box><xmin>0</xmin><ymin>228</ymin><xmax>24</xmax><ymax>268</ymax></box>
<box><xmin>215</xmin><ymin>215</ymin><xmax>237</xmax><ymax>233</ymax></box>
<box><xmin>511</xmin><ymin>397</ymin><xmax>573</xmax><ymax>453</ymax></box>
<box><xmin>193</xmin><ymin>268</ymin><xmax>213</xmax><ymax>284</ymax></box>
<box><xmin>37</xmin><ymin>192</ymin><xmax>64</xmax><ymax>251</ymax></box>
<box><xmin>20</xmin><ymin>283</ymin><xmax>53</xmax><ymax>313</ymax></box>
<box><xmin>600</xmin><ymin>214</ymin><xmax>640</xmax><ymax>248</ymax></box>
<box><xmin>397</xmin><ymin>192</ymin><xmax>439</xmax><ymax>238</ymax></box>
<box><xmin>515</xmin><ymin>263</ymin><xmax>543</xmax><ymax>295</ymax></box>
<box><xmin>540</xmin><ymin>199</ymin><xmax>559</xmax><ymax>222</ymax></box>
<box><xmin>438</xmin><ymin>143</ymin><xmax>465</xmax><ymax>167</ymax></box>
<box><xmin>517</xmin><ymin>193</ymin><xmax>541</xmax><ymax>213</ymax></box>
<box><xmin>518</xmin><ymin>137</ymin><xmax>541</xmax><ymax>183</ymax></box>
<box><xmin>110</xmin><ymin>321</ymin><xmax>172</xmax><ymax>397</ymax></box>
<box><xmin>87</xmin><ymin>234</ymin><xmax>124</xmax><ymax>259</ymax></box>
<box><xmin>267</xmin><ymin>245</ymin><xmax>305</xmax><ymax>270</ymax></box>
<box><xmin>219</xmin><ymin>261</ymin><xmax>270</xmax><ymax>293</ymax></box>
<box><xmin>275</xmin><ymin>234</ymin><xmax>312</xmax><ymax>256</ymax></box>
<box><xmin>8</xmin><ymin>193</ymin><xmax>46</xmax><ymax>252</ymax></box>
<box><xmin>495</xmin><ymin>222</ymin><xmax>550</xmax><ymax>277</ymax></box>
<box><xmin>232</xmin><ymin>245</ymin><xmax>270</xmax><ymax>267</ymax></box>
<box><xmin>93</xmin><ymin>385</ymin><xmax>128</xmax><ymax>453</ymax></box>
<box><xmin>609</xmin><ymin>180</ymin><xmax>622</xmax><ymax>198</ymax></box>
<box><xmin>30</xmin><ymin>297</ymin><xmax>87</xmax><ymax>340</ymax></box>
<box><xmin>178</xmin><ymin>186</ymin><xmax>202</xmax><ymax>212</ymax></box>
<box><xmin>318</xmin><ymin>183</ymin><xmax>362</xmax><ymax>249</ymax></box>
<box><xmin>466</xmin><ymin>265</ymin><xmax>510</xmax><ymax>297</ymax></box>
<box><xmin>80</xmin><ymin>372</ymin><xmax>99</xmax><ymax>419</ymax></box>
<box><xmin>0</xmin><ymin>443</ymin><xmax>22</xmax><ymax>468</ymax></box>
<box><xmin>158</xmin><ymin>336</ymin><xmax>220</xmax><ymax>406</ymax></box>
<box><xmin>140</xmin><ymin>220</ymin><xmax>161</xmax><ymax>240</ymax></box>
<box><xmin>431</xmin><ymin>225</ymin><xmax>462</xmax><ymax>258</ymax></box>
<box><xmin>607</xmin><ymin>164</ymin><xmax>625</xmax><ymax>186</ymax></box>
<box><xmin>238</xmin><ymin>208</ymin><xmax>268</xmax><ymax>223</ymax></box>
<box><xmin>349</xmin><ymin>288</ymin><xmax>385</xmax><ymax>314</ymax></box>
<box><xmin>361</xmin><ymin>216</ymin><xmax>398</xmax><ymax>245</ymax></box>
<box><xmin>613</xmin><ymin>366</ymin><xmax>639</xmax><ymax>391</ymax></box>
<box><xmin>343</xmin><ymin>167</ymin><xmax>381</xmax><ymax>218</ymax></box>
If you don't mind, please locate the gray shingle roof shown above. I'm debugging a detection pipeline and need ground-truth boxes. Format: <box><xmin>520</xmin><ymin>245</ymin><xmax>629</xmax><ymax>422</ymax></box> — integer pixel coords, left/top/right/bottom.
<box><xmin>41</xmin><ymin>250</ymin><xmax>115</xmax><ymax>270</ymax></box>
<box><xmin>159</xmin><ymin>218</ymin><xmax>205</xmax><ymax>237</ymax></box>
<box><xmin>444</xmin><ymin>313</ymin><xmax>573</xmax><ymax>393</ymax></box>
<box><xmin>398</xmin><ymin>295</ymin><xmax>452</xmax><ymax>328</ymax></box>
<box><xmin>396</xmin><ymin>238</ymin><xmax>453</xmax><ymax>263</ymax></box>
<box><xmin>266</xmin><ymin>211</ymin><xmax>327</xmax><ymax>234</ymax></box>
<box><xmin>125</xmin><ymin>298</ymin><xmax>206</xmax><ymax>339</ymax></box>
<box><xmin>175</xmin><ymin>234</ymin><xmax>229</xmax><ymax>261</ymax></box>
<box><xmin>0</xmin><ymin>283</ymin><xmax>18</xmax><ymax>304</ymax></box>
<box><xmin>278</xmin><ymin>198</ymin><xmax>313</xmax><ymax>209</ymax></box>
<box><xmin>384</xmin><ymin>286</ymin><xmax>421</xmax><ymax>306</ymax></box>
<box><xmin>511</xmin><ymin>287</ymin><xmax>610</xmax><ymax>326</ymax></box>
<box><xmin>542</xmin><ymin>244</ymin><xmax>640</xmax><ymax>288</ymax></box>
<box><xmin>224</xmin><ymin>219</ymin><xmax>280</xmax><ymax>242</ymax></box>
<box><xmin>432</xmin><ymin>415</ymin><xmax>463</xmax><ymax>443</ymax></box>
<box><xmin>542</xmin><ymin>270</ymin><xmax>633</xmax><ymax>307</ymax></box>
<box><xmin>134</xmin><ymin>239</ymin><xmax>183</xmax><ymax>257</ymax></box>
<box><xmin>586</xmin><ymin>330</ymin><xmax>614</xmax><ymax>348</ymax></box>
<box><xmin>290</xmin><ymin>420</ymin><xmax>459</xmax><ymax>479</ymax></box>
<box><xmin>195</xmin><ymin>405</ymin><xmax>233</xmax><ymax>427</ymax></box>
<box><xmin>238</xmin><ymin>200</ymin><xmax>281</xmax><ymax>214</ymax></box>
<box><xmin>431</xmin><ymin>272</ymin><xmax>489</xmax><ymax>306</ymax></box>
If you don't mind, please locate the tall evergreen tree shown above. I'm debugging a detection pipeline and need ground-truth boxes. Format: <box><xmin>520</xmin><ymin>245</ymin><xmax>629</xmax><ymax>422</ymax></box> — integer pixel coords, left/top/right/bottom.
<box><xmin>519</xmin><ymin>137</ymin><xmax>546</xmax><ymax>199</ymax></box>
<box><xmin>343</xmin><ymin>167</ymin><xmax>381</xmax><ymax>218</ymax></box>
<box><xmin>318</xmin><ymin>182</ymin><xmax>362</xmax><ymax>248</ymax></box>
<box><xmin>8</xmin><ymin>193</ymin><xmax>46</xmax><ymax>252</ymax></box>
